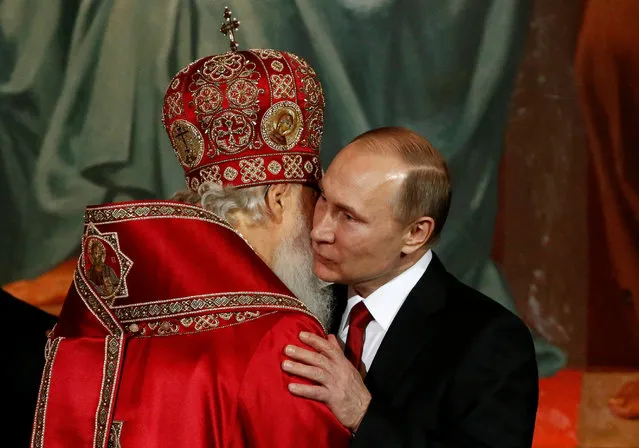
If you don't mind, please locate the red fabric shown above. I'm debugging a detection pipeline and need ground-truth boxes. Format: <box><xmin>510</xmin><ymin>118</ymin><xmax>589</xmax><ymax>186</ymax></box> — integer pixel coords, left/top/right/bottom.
<box><xmin>162</xmin><ymin>50</ymin><xmax>325</xmax><ymax>192</ymax></box>
<box><xmin>32</xmin><ymin>201</ymin><xmax>350</xmax><ymax>448</ymax></box>
<box><xmin>344</xmin><ymin>301</ymin><xmax>373</xmax><ymax>370</ymax></box>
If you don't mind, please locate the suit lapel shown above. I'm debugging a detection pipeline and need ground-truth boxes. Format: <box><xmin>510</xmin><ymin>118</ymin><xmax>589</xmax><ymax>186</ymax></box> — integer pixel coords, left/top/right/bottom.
<box><xmin>364</xmin><ymin>254</ymin><xmax>449</xmax><ymax>393</ymax></box>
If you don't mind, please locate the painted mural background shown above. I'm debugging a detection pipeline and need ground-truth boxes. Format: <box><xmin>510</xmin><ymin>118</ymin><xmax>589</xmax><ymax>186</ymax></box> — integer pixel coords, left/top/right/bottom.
<box><xmin>2</xmin><ymin>0</ymin><xmax>639</xmax><ymax>446</ymax></box>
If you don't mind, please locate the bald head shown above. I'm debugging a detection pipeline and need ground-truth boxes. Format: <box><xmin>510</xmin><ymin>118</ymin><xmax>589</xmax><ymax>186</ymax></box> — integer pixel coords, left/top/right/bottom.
<box><xmin>345</xmin><ymin>127</ymin><xmax>451</xmax><ymax>242</ymax></box>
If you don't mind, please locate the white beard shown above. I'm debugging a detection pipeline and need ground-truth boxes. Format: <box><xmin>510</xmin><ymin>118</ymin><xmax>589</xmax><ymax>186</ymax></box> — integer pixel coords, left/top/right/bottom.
<box><xmin>271</xmin><ymin>214</ymin><xmax>334</xmax><ymax>329</ymax></box>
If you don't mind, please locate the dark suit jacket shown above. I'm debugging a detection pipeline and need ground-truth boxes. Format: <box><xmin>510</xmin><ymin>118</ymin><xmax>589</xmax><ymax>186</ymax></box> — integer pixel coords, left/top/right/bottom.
<box><xmin>0</xmin><ymin>290</ymin><xmax>57</xmax><ymax>447</ymax></box>
<box><xmin>331</xmin><ymin>254</ymin><xmax>539</xmax><ymax>447</ymax></box>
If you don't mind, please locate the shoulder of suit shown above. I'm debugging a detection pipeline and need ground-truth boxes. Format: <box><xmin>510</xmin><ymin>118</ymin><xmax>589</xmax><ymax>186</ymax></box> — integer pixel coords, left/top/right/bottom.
<box><xmin>439</xmin><ymin>270</ymin><xmax>529</xmax><ymax>334</ymax></box>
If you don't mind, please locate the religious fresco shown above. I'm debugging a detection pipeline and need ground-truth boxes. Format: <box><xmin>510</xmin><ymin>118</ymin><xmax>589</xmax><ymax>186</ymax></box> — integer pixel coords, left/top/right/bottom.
<box><xmin>1</xmin><ymin>0</ymin><xmax>638</xmax><ymax>446</ymax></box>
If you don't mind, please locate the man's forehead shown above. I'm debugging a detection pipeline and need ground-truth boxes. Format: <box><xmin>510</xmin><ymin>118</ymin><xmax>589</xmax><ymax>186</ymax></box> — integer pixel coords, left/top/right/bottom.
<box><xmin>322</xmin><ymin>161</ymin><xmax>404</xmax><ymax>213</ymax></box>
<box><xmin>326</xmin><ymin>152</ymin><xmax>405</xmax><ymax>186</ymax></box>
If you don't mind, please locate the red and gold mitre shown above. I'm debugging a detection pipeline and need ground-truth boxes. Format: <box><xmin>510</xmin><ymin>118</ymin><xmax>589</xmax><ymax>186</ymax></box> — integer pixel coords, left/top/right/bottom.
<box><xmin>162</xmin><ymin>8</ymin><xmax>325</xmax><ymax>192</ymax></box>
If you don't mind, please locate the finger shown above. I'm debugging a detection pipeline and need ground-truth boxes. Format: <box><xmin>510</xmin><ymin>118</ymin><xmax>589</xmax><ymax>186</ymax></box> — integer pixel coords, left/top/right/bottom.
<box><xmin>299</xmin><ymin>331</ymin><xmax>341</xmax><ymax>358</ymax></box>
<box><xmin>282</xmin><ymin>360</ymin><xmax>327</xmax><ymax>384</ymax></box>
<box><xmin>287</xmin><ymin>382</ymin><xmax>329</xmax><ymax>402</ymax></box>
<box><xmin>322</xmin><ymin>335</ymin><xmax>353</xmax><ymax>369</ymax></box>
<box><xmin>284</xmin><ymin>344</ymin><xmax>328</xmax><ymax>368</ymax></box>
<box><xmin>326</xmin><ymin>334</ymin><xmax>343</xmax><ymax>350</ymax></box>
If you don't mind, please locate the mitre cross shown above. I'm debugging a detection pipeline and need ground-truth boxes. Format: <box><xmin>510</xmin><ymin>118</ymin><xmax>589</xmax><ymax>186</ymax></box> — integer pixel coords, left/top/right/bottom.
<box><xmin>220</xmin><ymin>7</ymin><xmax>240</xmax><ymax>52</ymax></box>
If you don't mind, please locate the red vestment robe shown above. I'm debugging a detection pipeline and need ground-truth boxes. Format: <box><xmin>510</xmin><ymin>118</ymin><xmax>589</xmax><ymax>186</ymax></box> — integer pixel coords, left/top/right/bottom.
<box><xmin>31</xmin><ymin>201</ymin><xmax>350</xmax><ymax>448</ymax></box>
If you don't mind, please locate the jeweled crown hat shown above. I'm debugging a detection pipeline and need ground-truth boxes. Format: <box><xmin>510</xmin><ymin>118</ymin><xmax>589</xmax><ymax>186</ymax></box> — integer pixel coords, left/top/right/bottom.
<box><xmin>163</xmin><ymin>7</ymin><xmax>325</xmax><ymax>192</ymax></box>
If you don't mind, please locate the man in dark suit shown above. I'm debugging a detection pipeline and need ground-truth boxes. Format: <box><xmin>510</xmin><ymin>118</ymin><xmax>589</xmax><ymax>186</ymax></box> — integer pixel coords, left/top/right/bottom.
<box><xmin>282</xmin><ymin>127</ymin><xmax>539</xmax><ymax>447</ymax></box>
<box><xmin>0</xmin><ymin>288</ymin><xmax>57</xmax><ymax>447</ymax></box>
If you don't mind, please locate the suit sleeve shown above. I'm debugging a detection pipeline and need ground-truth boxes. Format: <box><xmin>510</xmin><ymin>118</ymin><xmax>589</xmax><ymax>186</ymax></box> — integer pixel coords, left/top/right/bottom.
<box><xmin>354</xmin><ymin>313</ymin><xmax>539</xmax><ymax>447</ymax></box>
<box><xmin>235</xmin><ymin>314</ymin><xmax>351</xmax><ymax>447</ymax></box>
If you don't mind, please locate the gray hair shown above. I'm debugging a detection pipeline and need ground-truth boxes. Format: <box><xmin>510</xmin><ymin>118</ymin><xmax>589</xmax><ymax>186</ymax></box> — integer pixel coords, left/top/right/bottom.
<box><xmin>351</xmin><ymin>126</ymin><xmax>451</xmax><ymax>244</ymax></box>
<box><xmin>172</xmin><ymin>182</ymin><xmax>270</xmax><ymax>225</ymax></box>
<box><xmin>172</xmin><ymin>181</ymin><xmax>333</xmax><ymax>327</ymax></box>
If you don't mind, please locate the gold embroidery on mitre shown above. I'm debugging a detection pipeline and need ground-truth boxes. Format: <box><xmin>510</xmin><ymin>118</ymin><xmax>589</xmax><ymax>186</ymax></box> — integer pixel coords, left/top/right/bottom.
<box><xmin>227</xmin><ymin>78</ymin><xmax>259</xmax><ymax>108</ymax></box>
<box><xmin>239</xmin><ymin>158</ymin><xmax>267</xmax><ymax>183</ymax></box>
<box><xmin>211</xmin><ymin>110</ymin><xmax>254</xmax><ymax>154</ymax></box>
<box><xmin>185</xmin><ymin>52</ymin><xmax>263</xmax><ymax>155</ymax></box>
<box><xmin>285</xmin><ymin>52</ymin><xmax>324</xmax><ymax>150</ymax></box>
<box><xmin>193</xmin><ymin>85</ymin><xmax>223</xmax><ymax>116</ymax></box>
<box><xmin>283</xmin><ymin>155</ymin><xmax>304</xmax><ymax>179</ymax></box>
<box><xmin>165</xmin><ymin>92</ymin><xmax>183</xmax><ymax>119</ymax></box>
<box><xmin>202</xmin><ymin>52</ymin><xmax>246</xmax><ymax>83</ymax></box>
<box><xmin>260</xmin><ymin>101</ymin><xmax>303</xmax><ymax>151</ymax></box>
<box><xmin>250</xmin><ymin>49</ymin><xmax>284</xmax><ymax>60</ymax></box>
<box><xmin>268</xmin><ymin>160</ymin><xmax>282</xmax><ymax>175</ymax></box>
<box><xmin>270</xmin><ymin>74</ymin><xmax>295</xmax><ymax>99</ymax></box>
<box><xmin>224</xmin><ymin>166</ymin><xmax>239</xmax><ymax>181</ymax></box>
<box><xmin>200</xmin><ymin>166</ymin><xmax>222</xmax><ymax>185</ymax></box>
<box><xmin>271</xmin><ymin>60</ymin><xmax>284</xmax><ymax>72</ymax></box>
<box><xmin>169</xmin><ymin>120</ymin><xmax>205</xmax><ymax>168</ymax></box>
<box><xmin>304</xmin><ymin>161</ymin><xmax>314</xmax><ymax>173</ymax></box>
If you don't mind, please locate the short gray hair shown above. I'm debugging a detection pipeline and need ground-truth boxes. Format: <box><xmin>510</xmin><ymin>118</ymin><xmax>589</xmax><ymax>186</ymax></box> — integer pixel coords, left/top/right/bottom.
<box><xmin>171</xmin><ymin>182</ymin><xmax>270</xmax><ymax>225</ymax></box>
<box><xmin>351</xmin><ymin>126</ymin><xmax>451</xmax><ymax>243</ymax></box>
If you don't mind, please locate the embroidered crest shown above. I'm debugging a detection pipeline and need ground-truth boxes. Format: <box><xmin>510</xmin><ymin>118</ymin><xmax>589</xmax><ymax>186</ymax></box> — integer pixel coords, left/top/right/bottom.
<box><xmin>211</xmin><ymin>111</ymin><xmax>253</xmax><ymax>154</ymax></box>
<box><xmin>260</xmin><ymin>101</ymin><xmax>303</xmax><ymax>151</ymax></box>
<box><xmin>169</xmin><ymin>120</ymin><xmax>205</xmax><ymax>168</ymax></box>
<box><xmin>82</xmin><ymin>224</ymin><xmax>133</xmax><ymax>306</ymax></box>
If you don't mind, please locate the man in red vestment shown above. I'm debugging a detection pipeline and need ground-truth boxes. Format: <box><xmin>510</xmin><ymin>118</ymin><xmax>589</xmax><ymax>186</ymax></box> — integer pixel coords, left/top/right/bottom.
<box><xmin>31</xmin><ymin>8</ymin><xmax>350</xmax><ymax>448</ymax></box>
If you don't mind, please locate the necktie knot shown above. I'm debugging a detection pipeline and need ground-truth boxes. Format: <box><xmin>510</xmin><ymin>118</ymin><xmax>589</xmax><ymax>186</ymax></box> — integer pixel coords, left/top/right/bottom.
<box><xmin>349</xmin><ymin>301</ymin><xmax>373</xmax><ymax>330</ymax></box>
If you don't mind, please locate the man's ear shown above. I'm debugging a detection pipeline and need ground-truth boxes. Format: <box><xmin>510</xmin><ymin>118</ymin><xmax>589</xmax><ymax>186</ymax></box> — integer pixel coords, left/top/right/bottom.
<box><xmin>401</xmin><ymin>216</ymin><xmax>435</xmax><ymax>255</ymax></box>
<box><xmin>264</xmin><ymin>183</ymin><xmax>293</xmax><ymax>224</ymax></box>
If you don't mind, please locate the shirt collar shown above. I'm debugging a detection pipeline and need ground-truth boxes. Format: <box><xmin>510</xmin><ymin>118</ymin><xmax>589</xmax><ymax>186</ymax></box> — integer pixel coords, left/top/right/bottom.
<box><xmin>339</xmin><ymin>250</ymin><xmax>433</xmax><ymax>333</ymax></box>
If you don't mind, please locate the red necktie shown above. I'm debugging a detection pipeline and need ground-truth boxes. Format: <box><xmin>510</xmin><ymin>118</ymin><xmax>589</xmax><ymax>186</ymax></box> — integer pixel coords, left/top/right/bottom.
<box><xmin>344</xmin><ymin>301</ymin><xmax>374</xmax><ymax>371</ymax></box>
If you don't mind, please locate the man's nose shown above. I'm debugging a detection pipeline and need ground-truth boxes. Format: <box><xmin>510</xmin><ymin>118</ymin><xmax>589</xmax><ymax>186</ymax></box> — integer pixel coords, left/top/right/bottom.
<box><xmin>311</xmin><ymin>209</ymin><xmax>335</xmax><ymax>244</ymax></box>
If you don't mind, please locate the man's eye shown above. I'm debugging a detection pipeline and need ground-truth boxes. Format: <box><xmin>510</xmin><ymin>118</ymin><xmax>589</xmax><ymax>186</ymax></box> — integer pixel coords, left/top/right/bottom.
<box><xmin>344</xmin><ymin>213</ymin><xmax>354</xmax><ymax>222</ymax></box>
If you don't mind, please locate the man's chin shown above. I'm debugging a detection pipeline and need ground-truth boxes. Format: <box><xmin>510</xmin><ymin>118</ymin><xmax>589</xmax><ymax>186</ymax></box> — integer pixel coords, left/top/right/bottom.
<box><xmin>312</xmin><ymin>261</ymin><xmax>340</xmax><ymax>285</ymax></box>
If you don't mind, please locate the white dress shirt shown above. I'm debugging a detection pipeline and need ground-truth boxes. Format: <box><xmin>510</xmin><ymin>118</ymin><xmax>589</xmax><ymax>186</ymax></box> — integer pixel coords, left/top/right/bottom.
<box><xmin>338</xmin><ymin>250</ymin><xmax>433</xmax><ymax>372</ymax></box>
